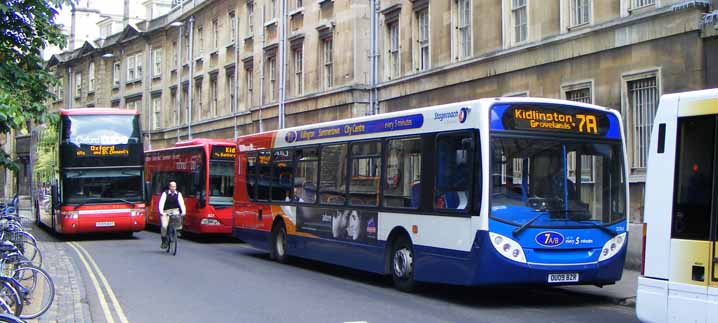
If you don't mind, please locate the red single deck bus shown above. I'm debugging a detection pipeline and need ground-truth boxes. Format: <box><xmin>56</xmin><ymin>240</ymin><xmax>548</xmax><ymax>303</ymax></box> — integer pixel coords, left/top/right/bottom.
<box><xmin>31</xmin><ymin>108</ymin><xmax>146</xmax><ymax>235</ymax></box>
<box><xmin>145</xmin><ymin>139</ymin><xmax>236</xmax><ymax>235</ymax></box>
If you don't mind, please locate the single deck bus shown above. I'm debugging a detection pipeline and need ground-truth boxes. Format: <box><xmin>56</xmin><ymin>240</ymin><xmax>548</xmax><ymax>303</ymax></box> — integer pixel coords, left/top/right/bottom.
<box><xmin>145</xmin><ymin>139</ymin><xmax>236</xmax><ymax>235</ymax></box>
<box><xmin>233</xmin><ymin>97</ymin><xmax>629</xmax><ymax>291</ymax></box>
<box><xmin>30</xmin><ymin>108</ymin><xmax>146</xmax><ymax>234</ymax></box>
<box><xmin>636</xmin><ymin>89</ymin><xmax>718</xmax><ymax>323</ymax></box>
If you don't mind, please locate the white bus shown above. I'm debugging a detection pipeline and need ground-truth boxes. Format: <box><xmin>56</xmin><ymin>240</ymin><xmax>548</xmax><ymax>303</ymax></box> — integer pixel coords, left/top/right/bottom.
<box><xmin>637</xmin><ymin>89</ymin><xmax>718</xmax><ymax>322</ymax></box>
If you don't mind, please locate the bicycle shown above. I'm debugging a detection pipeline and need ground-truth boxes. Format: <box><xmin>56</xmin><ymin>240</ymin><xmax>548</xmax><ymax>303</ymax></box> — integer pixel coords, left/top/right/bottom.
<box><xmin>165</xmin><ymin>211</ymin><xmax>182</xmax><ymax>256</ymax></box>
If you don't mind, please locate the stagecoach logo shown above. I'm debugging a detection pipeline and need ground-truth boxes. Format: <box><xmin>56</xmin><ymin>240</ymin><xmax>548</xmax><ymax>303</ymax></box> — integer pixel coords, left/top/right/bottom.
<box><xmin>285</xmin><ymin>131</ymin><xmax>298</xmax><ymax>143</ymax></box>
<box><xmin>434</xmin><ymin>107</ymin><xmax>470</xmax><ymax>124</ymax></box>
<box><xmin>535</xmin><ymin>231</ymin><xmax>565</xmax><ymax>247</ymax></box>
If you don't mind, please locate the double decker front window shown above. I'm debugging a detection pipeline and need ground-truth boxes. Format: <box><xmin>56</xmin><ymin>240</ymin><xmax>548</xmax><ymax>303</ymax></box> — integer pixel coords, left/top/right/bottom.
<box><xmin>62</xmin><ymin>169</ymin><xmax>143</xmax><ymax>204</ymax></box>
<box><xmin>490</xmin><ymin>137</ymin><xmax>625</xmax><ymax>228</ymax></box>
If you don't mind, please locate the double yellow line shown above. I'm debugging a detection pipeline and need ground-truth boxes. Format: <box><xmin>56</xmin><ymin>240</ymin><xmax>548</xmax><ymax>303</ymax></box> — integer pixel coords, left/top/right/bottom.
<box><xmin>67</xmin><ymin>242</ymin><xmax>129</xmax><ymax>323</ymax></box>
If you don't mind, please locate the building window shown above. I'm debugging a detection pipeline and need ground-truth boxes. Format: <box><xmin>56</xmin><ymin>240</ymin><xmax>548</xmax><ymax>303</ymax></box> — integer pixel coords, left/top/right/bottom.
<box><xmin>181</xmin><ymin>85</ymin><xmax>189</xmax><ymax>124</ymax></box>
<box><xmin>456</xmin><ymin>0</ymin><xmax>471</xmax><ymax>59</ymax></box>
<box><xmin>565</xmin><ymin>87</ymin><xmax>591</xmax><ymax>103</ymax></box>
<box><xmin>88</xmin><ymin>62</ymin><xmax>95</xmax><ymax>92</ymax></box>
<box><xmin>127</xmin><ymin>55</ymin><xmax>136</xmax><ymax>81</ymax></box>
<box><xmin>152</xmin><ymin>96</ymin><xmax>161</xmax><ymax>129</ymax></box>
<box><xmin>229</xmin><ymin>11</ymin><xmax>237</xmax><ymax>43</ymax></box>
<box><xmin>127</xmin><ymin>99</ymin><xmax>142</xmax><ymax>111</ymax></box>
<box><xmin>195</xmin><ymin>80</ymin><xmax>203</xmax><ymax>119</ymax></box>
<box><xmin>416</xmin><ymin>9</ymin><xmax>429</xmax><ymax>71</ymax></box>
<box><xmin>172</xmin><ymin>41</ymin><xmax>178</xmax><ymax>68</ymax></box>
<box><xmin>197</xmin><ymin>25</ymin><xmax>204</xmax><ymax>56</ymax></box>
<box><xmin>512</xmin><ymin>0</ymin><xmax>527</xmax><ymax>43</ymax></box>
<box><xmin>113</xmin><ymin>62</ymin><xmax>121</xmax><ymax>87</ymax></box>
<box><xmin>571</xmin><ymin>0</ymin><xmax>590</xmax><ymax>26</ymax></box>
<box><xmin>247</xmin><ymin>2</ymin><xmax>254</xmax><ymax>36</ymax></box>
<box><xmin>626</xmin><ymin>75</ymin><xmax>659</xmax><ymax>170</ymax></box>
<box><xmin>57</xmin><ymin>77</ymin><xmax>64</xmax><ymax>99</ymax></box>
<box><xmin>227</xmin><ymin>68</ymin><xmax>236</xmax><ymax>113</ymax></box>
<box><xmin>386</xmin><ymin>21</ymin><xmax>399</xmax><ymax>79</ymax></box>
<box><xmin>211</xmin><ymin>19</ymin><xmax>218</xmax><ymax>50</ymax></box>
<box><xmin>246</xmin><ymin>67</ymin><xmax>253</xmax><ymax>108</ymax></box>
<box><xmin>322</xmin><ymin>38</ymin><xmax>333</xmax><ymax>88</ymax></box>
<box><xmin>631</xmin><ymin>0</ymin><xmax>654</xmax><ymax>9</ymax></box>
<box><xmin>293</xmin><ymin>47</ymin><xmax>303</xmax><ymax>95</ymax></box>
<box><xmin>171</xmin><ymin>90</ymin><xmax>178</xmax><ymax>126</ymax></box>
<box><xmin>184</xmin><ymin>31</ymin><xmax>190</xmax><ymax>63</ymax></box>
<box><xmin>296</xmin><ymin>0</ymin><xmax>302</xmax><ymax>9</ymax></box>
<box><xmin>152</xmin><ymin>48</ymin><xmax>163</xmax><ymax>77</ymax></box>
<box><xmin>267</xmin><ymin>56</ymin><xmax>276</xmax><ymax>102</ymax></box>
<box><xmin>74</xmin><ymin>72</ymin><xmax>81</xmax><ymax>98</ymax></box>
<box><xmin>210</xmin><ymin>75</ymin><xmax>218</xmax><ymax>117</ymax></box>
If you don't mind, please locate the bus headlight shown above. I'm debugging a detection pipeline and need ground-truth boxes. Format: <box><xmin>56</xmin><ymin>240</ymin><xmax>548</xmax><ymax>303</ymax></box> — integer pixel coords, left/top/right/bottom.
<box><xmin>598</xmin><ymin>232</ymin><xmax>627</xmax><ymax>262</ymax></box>
<box><xmin>201</xmin><ymin>218</ymin><xmax>221</xmax><ymax>225</ymax></box>
<box><xmin>489</xmin><ymin>232</ymin><xmax>527</xmax><ymax>263</ymax></box>
<box><xmin>130</xmin><ymin>209</ymin><xmax>145</xmax><ymax>217</ymax></box>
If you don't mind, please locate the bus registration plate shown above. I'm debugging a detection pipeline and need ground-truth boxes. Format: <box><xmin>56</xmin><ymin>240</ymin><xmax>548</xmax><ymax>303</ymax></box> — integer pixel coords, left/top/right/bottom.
<box><xmin>95</xmin><ymin>221</ymin><xmax>115</xmax><ymax>227</ymax></box>
<box><xmin>548</xmin><ymin>273</ymin><xmax>579</xmax><ymax>283</ymax></box>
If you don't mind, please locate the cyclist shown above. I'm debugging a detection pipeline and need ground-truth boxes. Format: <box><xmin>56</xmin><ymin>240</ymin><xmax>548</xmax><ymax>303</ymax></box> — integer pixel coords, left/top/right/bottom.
<box><xmin>158</xmin><ymin>181</ymin><xmax>186</xmax><ymax>249</ymax></box>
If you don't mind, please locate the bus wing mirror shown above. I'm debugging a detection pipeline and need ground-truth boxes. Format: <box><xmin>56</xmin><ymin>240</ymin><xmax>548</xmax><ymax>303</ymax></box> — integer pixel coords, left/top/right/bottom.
<box><xmin>144</xmin><ymin>181</ymin><xmax>152</xmax><ymax>203</ymax></box>
<box><xmin>198</xmin><ymin>190</ymin><xmax>206</xmax><ymax>208</ymax></box>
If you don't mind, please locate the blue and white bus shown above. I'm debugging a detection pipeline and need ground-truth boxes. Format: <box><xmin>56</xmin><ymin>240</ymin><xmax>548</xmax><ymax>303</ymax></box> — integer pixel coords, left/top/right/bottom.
<box><xmin>232</xmin><ymin>97</ymin><xmax>629</xmax><ymax>291</ymax></box>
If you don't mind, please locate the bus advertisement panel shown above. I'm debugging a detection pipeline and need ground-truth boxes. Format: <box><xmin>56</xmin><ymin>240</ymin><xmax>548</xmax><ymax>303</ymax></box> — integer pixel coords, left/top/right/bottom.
<box><xmin>232</xmin><ymin>98</ymin><xmax>628</xmax><ymax>291</ymax></box>
<box><xmin>31</xmin><ymin>108</ymin><xmax>146</xmax><ymax>235</ymax></box>
<box><xmin>145</xmin><ymin>139</ymin><xmax>235</xmax><ymax>235</ymax></box>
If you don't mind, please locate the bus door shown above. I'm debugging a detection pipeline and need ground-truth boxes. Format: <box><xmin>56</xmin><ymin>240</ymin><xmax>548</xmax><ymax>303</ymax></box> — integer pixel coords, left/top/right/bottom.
<box><xmin>669</xmin><ymin>114</ymin><xmax>718</xmax><ymax>321</ymax></box>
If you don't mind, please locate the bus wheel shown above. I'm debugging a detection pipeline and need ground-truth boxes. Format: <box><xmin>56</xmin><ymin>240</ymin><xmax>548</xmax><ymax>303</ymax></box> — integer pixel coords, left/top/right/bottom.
<box><xmin>271</xmin><ymin>223</ymin><xmax>288</xmax><ymax>263</ymax></box>
<box><xmin>391</xmin><ymin>236</ymin><xmax>417</xmax><ymax>292</ymax></box>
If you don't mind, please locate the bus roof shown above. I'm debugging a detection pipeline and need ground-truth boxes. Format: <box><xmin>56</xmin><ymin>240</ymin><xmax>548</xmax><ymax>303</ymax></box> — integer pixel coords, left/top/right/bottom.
<box><xmin>59</xmin><ymin>108</ymin><xmax>139</xmax><ymax>116</ymax></box>
<box><xmin>175</xmin><ymin>138</ymin><xmax>235</xmax><ymax>147</ymax></box>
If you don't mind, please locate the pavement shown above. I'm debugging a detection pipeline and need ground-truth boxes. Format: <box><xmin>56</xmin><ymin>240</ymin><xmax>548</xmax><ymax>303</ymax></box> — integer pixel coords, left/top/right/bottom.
<box><xmin>17</xmin><ymin>205</ymin><xmax>642</xmax><ymax>322</ymax></box>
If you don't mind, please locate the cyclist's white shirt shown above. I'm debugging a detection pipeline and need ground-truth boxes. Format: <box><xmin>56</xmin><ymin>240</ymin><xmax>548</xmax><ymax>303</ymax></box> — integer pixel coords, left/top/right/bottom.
<box><xmin>158</xmin><ymin>191</ymin><xmax>186</xmax><ymax>215</ymax></box>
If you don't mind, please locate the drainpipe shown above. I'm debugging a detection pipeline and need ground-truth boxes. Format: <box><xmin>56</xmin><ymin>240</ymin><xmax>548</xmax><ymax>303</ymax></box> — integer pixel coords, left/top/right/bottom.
<box><xmin>145</xmin><ymin>41</ymin><xmax>152</xmax><ymax>150</ymax></box>
<box><xmin>176</xmin><ymin>23</ymin><xmax>183</xmax><ymax>141</ymax></box>
<box><xmin>258</xmin><ymin>5</ymin><xmax>265</xmax><ymax>133</ymax></box>
<box><xmin>277</xmin><ymin>0</ymin><xmax>287</xmax><ymax>129</ymax></box>
<box><xmin>66</xmin><ymin>66</ymin><xmax>72</xmax><ymax>107</ymax></box>
<box><xmin>234</xmin><ymin>14</ymin><xmax>240</xmax><ymax>139</ymax></box>
<box><xmin>188</xmin><ymin>16</ymin><xmax>195</xmax><ymax>140</ymax></box>
<box><xmin>369</xmin><ymin>0</ymin><xmax>378</xmax><ymax>115</ymax></box>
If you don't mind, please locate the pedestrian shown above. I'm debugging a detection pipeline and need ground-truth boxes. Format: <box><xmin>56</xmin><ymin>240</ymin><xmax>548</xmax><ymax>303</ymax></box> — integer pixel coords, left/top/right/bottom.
<box><xmin>158</xmin><ymin>181</ymin><xmax>186</xmax><ymax>249</ymax></box>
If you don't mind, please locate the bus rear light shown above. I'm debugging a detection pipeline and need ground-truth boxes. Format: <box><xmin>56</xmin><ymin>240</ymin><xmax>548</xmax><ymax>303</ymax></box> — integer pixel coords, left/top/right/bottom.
<box><xmin>598</xmin><ymin>232</ymin><xmax>627</xmax><ymax>262</ymax></box>
<box><xmin>489</xmin><ymin>232</ymin><xmax>526</xmax><ymax>263</ymax></box>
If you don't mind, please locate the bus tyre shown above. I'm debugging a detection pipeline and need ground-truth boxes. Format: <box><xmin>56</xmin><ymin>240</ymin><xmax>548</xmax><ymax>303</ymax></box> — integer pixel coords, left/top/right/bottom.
<box><xmin>271</xmin><ymin>223</ymin><xmax>289</xmax><ymax>263</ymax></box>
<box><xmin>391</xmin><ymin>236</ymin><xmax>417</xmax><ymax>292</ymax></box>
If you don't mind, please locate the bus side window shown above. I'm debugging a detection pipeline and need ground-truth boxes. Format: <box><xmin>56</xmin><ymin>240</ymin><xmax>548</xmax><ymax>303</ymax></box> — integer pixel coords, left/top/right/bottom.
<box><xmin>295</xmin><ymin>147</ymin><xmax>318</xmax><ymax>204</ymax></box>
<box><xmin>383</xmin><ymin>137</ymin><xmax>422</xmax><ymax>209</ymax></box>
<box><xmin>271</xmin><ymin>149</ymin><xmax>294</xmax><ymax>202</ymax></box>
<box><xmin>256</xmin><ymin>150</ymin><xmax>272</xmax><ymax>201</ymax></box>
<box><xmin>319</xmin><ymin>144</ymin><xmax>348</xmax><ymax>205</ymax></box>
<box><xmin>246</xmin><ymin>152</ymin><xmax>257</xmax><ymax>200</ymax></box>
<box><xmin>434</xmin><ymin>133</ymin><xmax>473</xmax><ymax>211</ymax></box>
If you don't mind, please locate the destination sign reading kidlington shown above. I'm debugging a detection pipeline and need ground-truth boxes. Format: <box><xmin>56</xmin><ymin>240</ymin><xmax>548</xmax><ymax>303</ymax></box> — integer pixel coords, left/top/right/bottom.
<box><xmin>494</xmin><ymin>104</ymin><xmax>613</xmax><ymax>137</ymax></box>
<box><xmin>286</xmin><ymin>114</ymin><xmax>424</xmax><ymax>143</ymax></box>
<box><xmin>211</xmin><ymin>146</ymin><xmax>236</xmax><ymax>160</ymax></box>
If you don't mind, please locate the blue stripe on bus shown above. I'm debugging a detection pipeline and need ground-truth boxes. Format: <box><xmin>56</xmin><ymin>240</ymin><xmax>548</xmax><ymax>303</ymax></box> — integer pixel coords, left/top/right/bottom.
<box><xmin>234</xmin><ymin>228</ymin><xmax>626</xmax><ymax>286</ymax></box>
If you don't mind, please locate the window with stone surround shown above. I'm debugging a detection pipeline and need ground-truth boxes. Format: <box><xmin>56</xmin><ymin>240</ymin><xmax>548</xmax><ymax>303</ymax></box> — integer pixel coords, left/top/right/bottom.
<box><xmin>624</xmin><ymin>72</ymin><xmax>659</xmax><ymax>171</ymax></box>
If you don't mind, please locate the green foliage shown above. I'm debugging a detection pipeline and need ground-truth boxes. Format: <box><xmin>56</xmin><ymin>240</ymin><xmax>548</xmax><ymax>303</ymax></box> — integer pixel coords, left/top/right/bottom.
<box><xmin>34</xmin><ymin>124</ymin><xmax>57</xmax><ymax>183</ymax></box>
<box><xmin>0</xmin><ymin>0</ymin><xmax>70</xmax><ymax>171</ymax></box>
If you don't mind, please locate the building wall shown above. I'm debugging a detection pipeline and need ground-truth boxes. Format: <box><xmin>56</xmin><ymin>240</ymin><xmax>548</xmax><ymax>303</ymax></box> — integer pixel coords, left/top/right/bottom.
<box><xmin>46</xmin><ymin>0</ymin><xmax>716</xmax><ymax>221</ymax></box>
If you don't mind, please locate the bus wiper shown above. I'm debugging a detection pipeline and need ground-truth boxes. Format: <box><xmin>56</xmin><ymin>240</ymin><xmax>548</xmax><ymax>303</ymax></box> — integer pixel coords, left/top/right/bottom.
<box><xmin>73</xmin><ymin>198</ymin><xmax>136</xmax><ymax>210</ymax></box>
<box><xmin>577</xmin><ymin>221</ymin><xmax>618</xmax><ymax>237</ymax></box>
<box><xmin>512</xmin><ymin>212</ymin><xmax>548</xmax><ymax>237</ymax></box>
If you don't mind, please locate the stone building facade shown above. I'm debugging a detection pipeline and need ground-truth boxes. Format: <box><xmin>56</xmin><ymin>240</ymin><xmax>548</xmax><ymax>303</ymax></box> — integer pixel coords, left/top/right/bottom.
<box><xmin>45</xmin><ymin>0</ymin><xmax>718</xmax><ymax>220</ymax></box>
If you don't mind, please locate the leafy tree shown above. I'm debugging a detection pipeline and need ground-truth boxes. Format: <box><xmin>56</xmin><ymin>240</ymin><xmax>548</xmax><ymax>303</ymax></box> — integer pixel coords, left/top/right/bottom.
<box><xmin>0</xmin><ymin>0</ymin><xmax>69</xmax><ymax>171</ymax></box>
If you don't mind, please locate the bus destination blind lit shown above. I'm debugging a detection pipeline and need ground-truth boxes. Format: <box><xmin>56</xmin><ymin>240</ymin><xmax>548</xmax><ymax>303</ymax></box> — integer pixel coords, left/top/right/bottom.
<box><xmin>211</xmin><ymin>146</ymin><xmax>236</xmax><ymax>160</ymax></box>
<box><xmin>496</xmin><ymin>105</ymin><xmax>612</xmax><ymax>137</ymax></box>
<box><xmin>75</xmin><ymin>145</ymin><xmax>129</xmax><ymax>157</ymax></box>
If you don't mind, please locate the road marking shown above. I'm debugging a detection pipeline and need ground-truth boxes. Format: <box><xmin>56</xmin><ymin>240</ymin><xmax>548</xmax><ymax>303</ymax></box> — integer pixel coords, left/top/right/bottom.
<box><xmin>343</xmin><ymin>321</ymin><xmax>369</xmax><ymax>323</ymax></box>
<box><xmin>70</xmin><ymin>242</ymin><xmax>130</xmax><ymax>323</ymax></box>
<box><xmin>67</xmin><ymin>242</ymin><xmax>115</xmax><ymax>323</ymax></box>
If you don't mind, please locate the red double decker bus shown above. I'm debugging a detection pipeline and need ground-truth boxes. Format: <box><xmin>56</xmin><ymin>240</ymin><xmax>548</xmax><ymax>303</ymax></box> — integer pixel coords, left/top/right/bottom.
<box><xmin>31</xmin><ymin>108</ymin><xmax>146</xmax><ymax>235</ymax></box>
<box><xmin>145</xmin><ymin>139</ymin><xmax>236</xmax><ymax>235</ymax></box>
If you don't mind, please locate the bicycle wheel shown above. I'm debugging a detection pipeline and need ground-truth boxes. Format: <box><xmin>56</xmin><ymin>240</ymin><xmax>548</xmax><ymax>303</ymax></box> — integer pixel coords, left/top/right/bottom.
<box><xmin>0</xmin><ymin>313</ymin><xmax>24</xmax><ymax>323</ymax></box>
<box><xmin>13</xmin><ymin>266</ymin><xmax>54</xmax><ymax>319</ymax></box>
<box><xmin>16</xmin><ymin>241</ymin><xmax>41</xmax><ymax>269</ymax></box>
<box><xmin>171</xmin><ymin>228</ymin><xmax>178</xmax><ymax>256</ymax></box>
<box><xmin>0</xmin><ymin>281</ymin><xmax>21</xmax><ymax>316</ymax></box>
<box><xmin>165</xmin><ymin>225</ymin><xmax>173</xmax><ymax>254</ymax></box>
